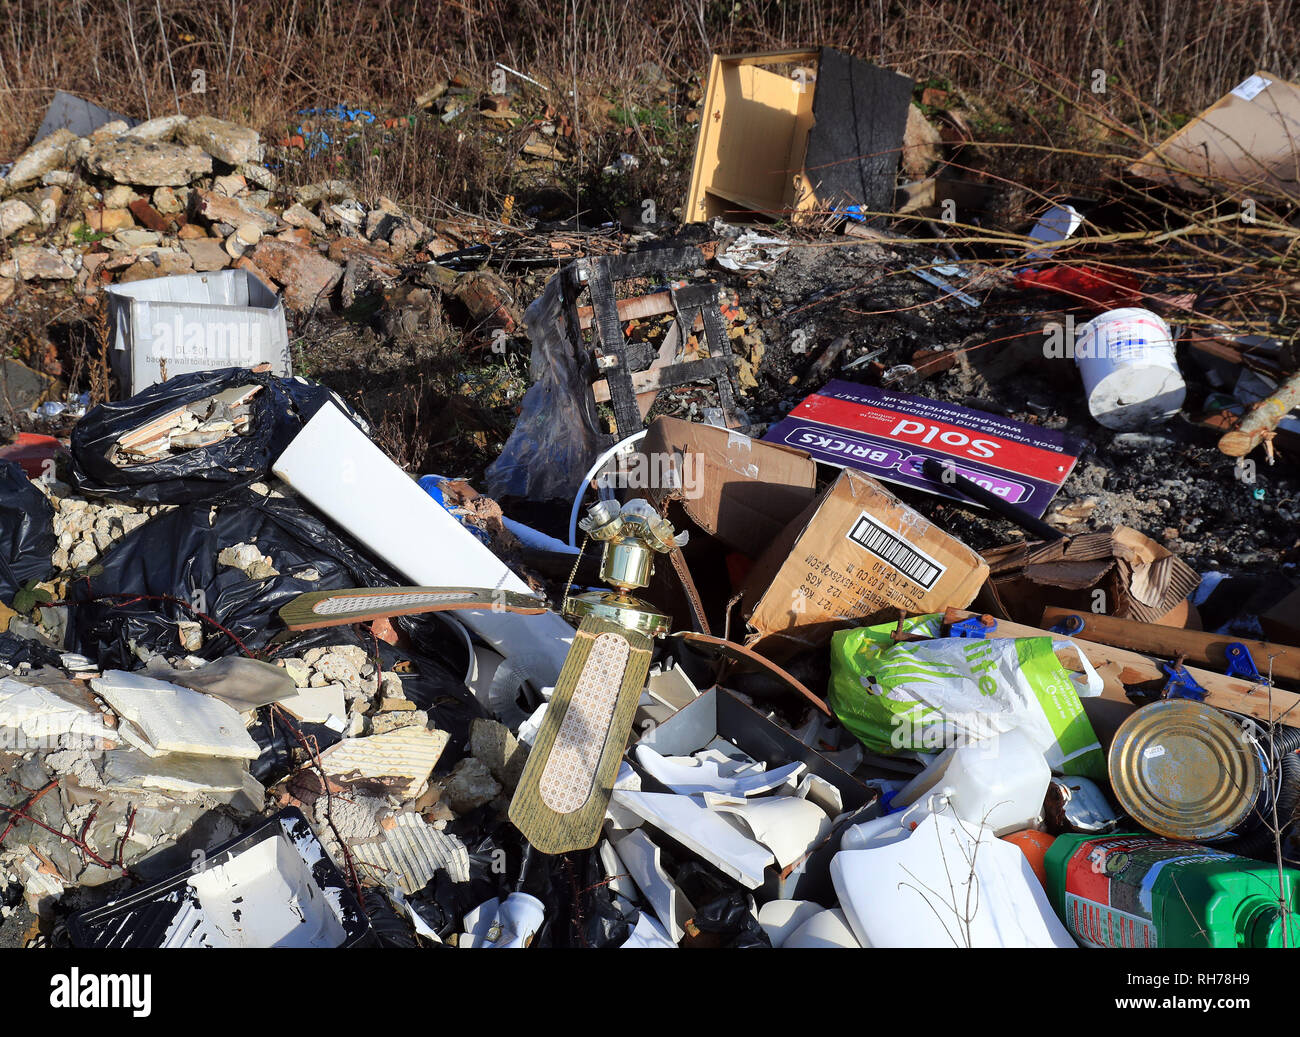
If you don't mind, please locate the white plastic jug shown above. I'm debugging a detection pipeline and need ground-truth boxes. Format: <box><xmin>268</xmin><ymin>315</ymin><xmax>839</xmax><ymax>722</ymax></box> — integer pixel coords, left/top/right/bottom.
<box><xmin>892</xmin><ymin>728</ymin><xmax>1050</xmax><ymax>836</ymax></box>
<box><xmin>831</xmin><ymin>811</ymin><xmax>1076</xmax><ymax>949</ymax></box>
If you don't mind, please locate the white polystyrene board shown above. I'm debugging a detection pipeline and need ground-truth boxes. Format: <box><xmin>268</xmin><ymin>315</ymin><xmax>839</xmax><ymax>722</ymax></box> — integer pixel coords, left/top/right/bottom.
<box><xmin>0</xmin><ymin>676</ymin><xmax>117</xmax><ymax>746</ymax></box>
<box><xmin>90</xmin><ymin>670</ymin><xmax>261</xmax><ymax>759</ymax></box>
<box><xmin>275</xmin><ymin>684</ymin><xmax>347</xmax><ymax>724</ymax></box>
<box><xmin>611</xmin><ymin>789</ymin><xmax>774</xmax><ymax>888</ymax></box>
<box><xmin>101</xmin><ymin>750</ymin><xmax>250</xmax><ymax>794</ymax></box>
<box><xmin>272</xmin><ymin>403</ymin><xmax>572</xmax><ymax>686</ymax></box>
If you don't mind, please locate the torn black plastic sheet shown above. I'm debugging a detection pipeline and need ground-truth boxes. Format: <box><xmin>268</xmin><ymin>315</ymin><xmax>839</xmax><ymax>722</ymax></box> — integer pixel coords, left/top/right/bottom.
<box><xmin>70</xmin><ymin>368</ymin><xmax>363</xmax><ymax>505</ymax></box>
<box><xmin>69</xmin><ymin>490</ymin><xmax>465</xmax><ymax>669</ymax></box>
<box><xmin>0</xmin><ymin>459</ymin><xmax>56</xmax><ymax>604</ymax></box>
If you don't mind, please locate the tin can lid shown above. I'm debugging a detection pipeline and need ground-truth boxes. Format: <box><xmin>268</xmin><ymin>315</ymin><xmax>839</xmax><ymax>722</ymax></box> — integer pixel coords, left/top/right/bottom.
<box><xmin>1108</xmin><ymin>699</ymin><xmax>1261</xmax><ymax>842</ymax></box>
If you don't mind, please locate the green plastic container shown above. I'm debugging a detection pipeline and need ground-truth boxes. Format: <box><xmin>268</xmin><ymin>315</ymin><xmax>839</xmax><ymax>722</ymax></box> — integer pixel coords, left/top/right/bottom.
<box><xmin>1045</xmin><ymin>833</ymin><xmax>1300</xmax><ymax>948</ymax></box>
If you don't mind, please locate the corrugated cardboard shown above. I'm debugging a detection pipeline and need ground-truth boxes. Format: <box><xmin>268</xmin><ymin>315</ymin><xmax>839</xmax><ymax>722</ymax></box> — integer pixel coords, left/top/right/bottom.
<box><xmin>1129</xmin><ymin>71</ymin><xmax>1300</xmax><ymax>201</ymax></box>
<box><xmin>684</xmin><ymin>49</ymin><xmax>913</xmax><ymax>224</ymax></box>
<box><xmin>741</xmin><ymin>469</ymin><xmax>988</xmax><ymax>657</ymax></box>
<box><xmin>635</xmin><ymin>416</ymin><xmax>818</xmax><ymax>558</ymax></box>
<box><xmin>979</xmin><ymin>526</ymin><xmax>1200</xmax><ymax>626</ymax></box>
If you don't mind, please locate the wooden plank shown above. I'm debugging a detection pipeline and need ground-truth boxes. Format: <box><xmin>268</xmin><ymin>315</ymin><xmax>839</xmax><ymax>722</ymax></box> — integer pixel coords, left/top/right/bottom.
<box><xmin>1039</xmin><ymin>605</ymin><xmax>1300</xmax><ymax>684</ymax></box>
<box><xmin>577</xmin><ymin>291</ymin><xmax>675</xmax><ymax>330</ymax></box>
<box><xmin>592</xmin><ymin>356</ymin><xmax>726</xmax><ymax>404</ymax></box>
<box><xmin>716</xmin><ymin>49</ymin><xmax>820</xmax><ymax>66</ymax></box>
<box><xmin>684</xmin><ymin>53</ymin><xmax>724</xmax><ymax>223</ymax></box>
<box><xmin>509</xmin><ymin>615</ymin><xmax>652</xmax><ymax>854</ymax></box>
<box><xmin>944</xmin><ymin>608</ymin><xmax>1300</xmax><ymax>728</ymax></box>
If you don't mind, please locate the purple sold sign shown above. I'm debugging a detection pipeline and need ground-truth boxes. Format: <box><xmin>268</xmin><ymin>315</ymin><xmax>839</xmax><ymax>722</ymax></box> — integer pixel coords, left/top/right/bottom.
<box><xmin>764</xmin><ymin>381</ymin><xmax>1083</xmax><ymax>517</ymax></box>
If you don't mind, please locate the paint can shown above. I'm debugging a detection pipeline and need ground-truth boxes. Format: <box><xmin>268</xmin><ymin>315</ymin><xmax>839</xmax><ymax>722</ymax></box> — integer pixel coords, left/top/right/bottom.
<box><xmin>1074</xmin><ymin>307</ymin><xmax>1185</xmax><ymax>429</ymax></box>
<box><xmin>1108</xmin><ymin>698</ymin><xmax>1271</xmax><ymax>842</ymax></box>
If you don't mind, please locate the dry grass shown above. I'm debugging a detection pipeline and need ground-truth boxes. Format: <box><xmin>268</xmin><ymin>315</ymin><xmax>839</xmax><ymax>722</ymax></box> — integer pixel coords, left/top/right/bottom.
<box><xmin>2</xmin><ymin>1</ymin><xmax>1297</xmax><ymax>217</ymax></box>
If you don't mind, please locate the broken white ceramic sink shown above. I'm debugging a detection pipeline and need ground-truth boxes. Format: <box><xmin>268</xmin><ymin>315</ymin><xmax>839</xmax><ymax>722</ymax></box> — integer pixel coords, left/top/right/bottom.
<box><xmin>634</xmin><ymin>743</ymin><xmax>804</xmax><ymax>797</ymax></box>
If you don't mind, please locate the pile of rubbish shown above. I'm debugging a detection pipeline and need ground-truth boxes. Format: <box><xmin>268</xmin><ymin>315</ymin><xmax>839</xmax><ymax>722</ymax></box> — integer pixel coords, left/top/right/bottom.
<box><xmin>2</xmin><ymin>55</ymin><xmax>1300</xmax><ymax>950</ymax></box>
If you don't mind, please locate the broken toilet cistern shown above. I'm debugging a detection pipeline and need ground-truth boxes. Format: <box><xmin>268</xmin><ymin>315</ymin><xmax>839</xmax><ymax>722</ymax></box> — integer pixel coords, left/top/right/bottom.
<box><xmin>1</xmin><ymin>10</ymin><xmax>1299</xmax><ymax>961</ymax></box>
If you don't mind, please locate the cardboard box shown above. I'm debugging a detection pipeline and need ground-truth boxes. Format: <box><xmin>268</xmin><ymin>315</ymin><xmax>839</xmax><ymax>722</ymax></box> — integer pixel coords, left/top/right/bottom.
<box><xmin>634</xmin><ymin>416</ymin><xmax>818</xmax><ymax>558</ymax></box>
<box><xmin>1129</xmin><ymin>71</ymin><xmax>1300</xmax><ymax>202</ymax></box>
<box><xmin>684</xmin><ymin>48</ymin><xmax>913</xmax><ymax>225</ymax></box>
<box><xmin>763</xmin><ymin>380</ymin><xmax>1083</xmax><ymax>518</ymax></box>
<box><xmin>979</xmin><ymin>526</ymin><xmax>1201</xmax><ymax>626</ymax></box>
<box><xmin>741</xmin><ymin>469</ymin><xmax>988</xmax><ymax>657</ymax></box>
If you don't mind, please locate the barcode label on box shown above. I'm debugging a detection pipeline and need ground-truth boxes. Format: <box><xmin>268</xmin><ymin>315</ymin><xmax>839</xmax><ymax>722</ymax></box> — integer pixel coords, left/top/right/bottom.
<box><xmin>1231</xmin><ymin>74</ymin><xmax>1270</xmax><ymax>101</ymax></box>
<box><xmin>846</xmin><ymin>512</ymin><xmax>945</xmax><ymax>590</ymax></box>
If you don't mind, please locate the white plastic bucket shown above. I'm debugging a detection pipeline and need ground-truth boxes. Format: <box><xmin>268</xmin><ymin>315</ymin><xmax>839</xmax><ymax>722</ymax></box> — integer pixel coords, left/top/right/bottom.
<box><xmin>1074</xmin><ymin>307</ymin><xmax>1184</xmax><ymax>429</ymax></box>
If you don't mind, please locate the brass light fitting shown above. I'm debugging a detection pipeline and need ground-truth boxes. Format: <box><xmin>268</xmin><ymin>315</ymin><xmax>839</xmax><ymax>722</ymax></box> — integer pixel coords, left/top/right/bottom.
<box><xmin>562</xmin><ymin>499</ymin><xmax>685</xmax><ymax>638</ymax></box>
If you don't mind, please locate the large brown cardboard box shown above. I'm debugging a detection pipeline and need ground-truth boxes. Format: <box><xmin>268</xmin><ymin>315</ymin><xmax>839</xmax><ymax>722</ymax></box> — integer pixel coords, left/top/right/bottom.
<box><xmin>684</xmin><ymin>49</ymin><xmax>914</xmax><ymax>225</ymax></box>
<box><xmin>741</xmin><ymin>469</ymin><xmax>988</xmax><ymax>657</ymax></box>
<box><xmin>1129</xmin><ymin>71</ymin><xmax>1300</xmax><ymax>202</ymax></box>
<box><xmin>634</xmin><ymin>416</ymin><xmax>818</xmax><ymax>559</ymax></box>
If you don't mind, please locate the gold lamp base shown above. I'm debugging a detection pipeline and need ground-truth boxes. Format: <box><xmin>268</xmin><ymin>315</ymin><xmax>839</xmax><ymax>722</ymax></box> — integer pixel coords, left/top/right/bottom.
<box><xmin>562</xmin><ymin>590</ymin><xmax>671</xmax><ymax>638</ymax></box>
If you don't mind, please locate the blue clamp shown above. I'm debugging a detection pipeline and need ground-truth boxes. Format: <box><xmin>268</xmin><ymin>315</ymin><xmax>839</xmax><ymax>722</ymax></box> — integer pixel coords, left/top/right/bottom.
<box><xmin>950</xmin><ymin>616</ymin><xmax>996</xmax><ymax>639</ymax></box>
<box><xmin>1160</xmin><ymin>661</ymin><xmax>1208</xmax><ymax>702</ymax></box>
<box><xmin>1224</xmin><ymin>643</ymin><xmax>1262</xmax><ymax>682</ymax></box>
<box><xmin>1049</xmin><ymin>614</ymin><xmax>1086</xmax><ymax>637</ymax></box>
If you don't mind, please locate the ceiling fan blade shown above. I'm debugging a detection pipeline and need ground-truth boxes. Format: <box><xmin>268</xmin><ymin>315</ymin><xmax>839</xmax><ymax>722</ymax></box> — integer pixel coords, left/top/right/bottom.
<box><xmin>278</xmin><ymin>586</ymin><xmax>550</xmax><ymax>631</ymax></box>
<box><xmin>509</xmin><ymin>614</ymin><xmax>652</xmax><ymax>855</ymax></box>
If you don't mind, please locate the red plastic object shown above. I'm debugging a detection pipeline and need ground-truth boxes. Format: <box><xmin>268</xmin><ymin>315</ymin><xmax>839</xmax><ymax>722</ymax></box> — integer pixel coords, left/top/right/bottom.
<box><xmin>1015</xmin><ymin>264</ymin><xmax>1142</xmax><ymax>309</ymax></box>
<box><xmin>1001</xmin><ymin>829</ymin><xmax>1056</xmax><ymax>889</ymax></box>
<box><xmin>0</xmin><ymin>433</ymin><xmax>65</xmax><ymax>479</ymax></box>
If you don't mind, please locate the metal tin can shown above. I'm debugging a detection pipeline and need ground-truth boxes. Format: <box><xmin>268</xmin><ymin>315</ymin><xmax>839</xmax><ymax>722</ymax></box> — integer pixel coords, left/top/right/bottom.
<box><xmin>1108</xmin><ymin>699</ymin><xmax>1265</xmax><ymax>842</ymax></box>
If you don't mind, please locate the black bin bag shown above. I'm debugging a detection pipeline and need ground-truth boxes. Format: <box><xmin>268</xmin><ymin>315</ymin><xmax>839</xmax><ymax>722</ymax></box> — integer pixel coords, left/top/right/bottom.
<box><xmin>70</xmin><ymin>367</ymin><xmax>359</xmax><ymax>505</ymax></box>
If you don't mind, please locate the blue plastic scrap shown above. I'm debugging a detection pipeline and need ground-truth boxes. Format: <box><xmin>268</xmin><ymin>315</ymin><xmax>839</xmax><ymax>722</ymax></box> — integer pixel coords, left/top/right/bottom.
<box><xmin>949</xmin><ymin>615</ymin><xmax>996</xmax><ymax>639</ymax></box>
<box><xmin>1159</xmin><ymin>661</ymin><xmax>1208</xmax><ymax>702</ymax></box>
<box><xmin>1224</xmin><ymin>642</ymin><xmax>1263</xmax><ymax>683</ymax></box>
<box><xmin>1048</xmin><ymin>613</ymin><xmax>1086</xmax><ymax>637</ymax></box>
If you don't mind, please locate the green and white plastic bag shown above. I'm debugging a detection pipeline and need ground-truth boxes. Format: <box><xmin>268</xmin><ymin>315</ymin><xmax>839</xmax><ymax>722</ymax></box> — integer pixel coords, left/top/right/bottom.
<box><xmin>829</xmin><ymin>614</ymin><xmax>1105</xmax><ymax>779</ymax></box>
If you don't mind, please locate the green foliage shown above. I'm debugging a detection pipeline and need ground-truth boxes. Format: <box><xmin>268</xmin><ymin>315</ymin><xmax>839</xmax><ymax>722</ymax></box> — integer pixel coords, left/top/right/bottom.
<box><xmin>70</xmin><ymin>225</ymin><xmax>108</xmax><ymax>244</ymax></box>
<box><xmin>11</xmin><ymin>579</ymin><xmax>54</xmax><ymax>615</ymax></box>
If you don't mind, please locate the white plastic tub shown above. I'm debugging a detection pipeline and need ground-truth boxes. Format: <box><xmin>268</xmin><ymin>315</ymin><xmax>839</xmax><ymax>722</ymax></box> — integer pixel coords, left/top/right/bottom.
<box><xmin>1074</xmin><ymin>307</ymin><xmax>1184</xmax><ymax>429</ymax></box>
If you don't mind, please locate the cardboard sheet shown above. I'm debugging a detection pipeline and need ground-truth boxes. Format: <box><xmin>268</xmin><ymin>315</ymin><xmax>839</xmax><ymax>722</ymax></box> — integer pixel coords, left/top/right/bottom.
<box><xmin>1129</xmin><ymin>71</ymin><xmax>1300</xmax><ymax>201</ymax></box>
